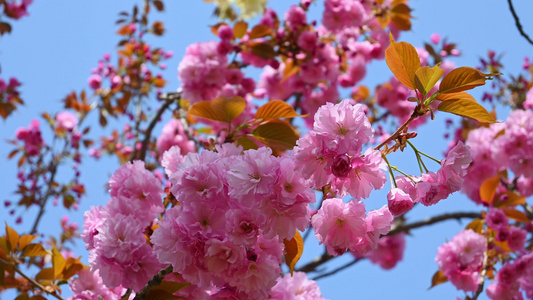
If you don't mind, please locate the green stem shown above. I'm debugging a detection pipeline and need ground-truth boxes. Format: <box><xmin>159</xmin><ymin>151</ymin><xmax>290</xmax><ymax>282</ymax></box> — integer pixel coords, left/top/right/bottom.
<box><xmin>391</xmin><ymin>166</ymin><xmax>417</xmax><ymax>183</ymax></box>
<box><xmin>382</xmin><ymin>155</ymin><xmax>397</xmax><ymax>188</ymax></box>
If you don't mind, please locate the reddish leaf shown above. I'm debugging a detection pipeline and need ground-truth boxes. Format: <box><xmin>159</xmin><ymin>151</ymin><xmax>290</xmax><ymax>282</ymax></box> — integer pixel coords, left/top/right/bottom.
<box><xmin>233</xmin><ymin>21</ymin><xmax>248</xmax><ymax>39</ymax></box>
<box><xmin>283</xmin><ymin>231</ymin><xmax>303</xmax><ymax>276</ymax></box>
<box><xmin>248</xmin><ymin>24</ymin><xmax>272</xmax><ymax>39</ymax></box>
<box><xmin>249</xmin><ymin>42</ymin><xmax>276</xmax><ymax>60</ymax></box>
<box><xmin>153</xmin><ymin>0</ymin><xmax>164</xmax><ymax>11</ymax></box>
<box><xmin>17</xmin><ymin>234</ymin><xmax>37</xmax><ymax>251</ymax></box>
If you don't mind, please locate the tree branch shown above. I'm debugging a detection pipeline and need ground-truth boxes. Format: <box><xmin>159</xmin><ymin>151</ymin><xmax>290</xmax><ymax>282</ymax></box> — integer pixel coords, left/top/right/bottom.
<box><xmin>311</xmin><ymin>258</ymin><xmax>362</xmax><ymax>281</ymax></box>
<box><xmin>134</xmin><ymin>92</ymin><xmax>180</xmax><ymax>162</ymax></box>
<box><xmin>133</xmin><ymin>264</ymin><xmax>173</xmax><ymax>300</ymax></box>
<box><xmin>507</xmin><ymin>0</ymin><xmax>533</xmax><ymax>46</ymax></box>
<box><xmin>0</xmin><ymin>258</ymin><xmax>65</xmax><ymax>300</ymax></box>
<box><xmin>30</xmin><ymin>161</ymin><xmax>58</xmax><ymax>234</ymax></box>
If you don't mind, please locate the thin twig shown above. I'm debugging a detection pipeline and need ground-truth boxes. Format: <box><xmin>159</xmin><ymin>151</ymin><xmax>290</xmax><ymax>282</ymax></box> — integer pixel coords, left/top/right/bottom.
<box><xmin>507</xmin><ymin>0</ymin><xmax>533</xmax><ymax>46</ymax></box>
<box><xmin>133</xmin><ymin>264</ymin><xmax>174</xmax><ymax>300</ymax></box>
<box><xmin>387</xmin><ymin>212</ymin><xmax>482</xmax><ymax>236</ymax></box>
<box><xmin>134</xmin><ymin>92</ymin><xmax>180</xmax><ymax>161</ymax></box>
<box><xmin>374</xmin><ymin>113</ymin><xmax>417</xmax><ymax>150</ymax></box>
<box><xmin>30</xmin><ymin>162</ymin><xmax>58</xmax><ymax>234</ymax></box>
<box><xmin>0</xmin><ymin>258</ymin><xmax>65</xmax><ymax>300</ymax></box>
<box><xmin>311</xmin><ymin>258</ymin><xmax>362</xmax><ymax>281</ymax></box>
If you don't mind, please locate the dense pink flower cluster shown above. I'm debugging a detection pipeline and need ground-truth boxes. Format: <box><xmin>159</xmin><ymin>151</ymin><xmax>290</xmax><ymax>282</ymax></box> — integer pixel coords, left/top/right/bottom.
<box><xmin>15</xmin><ymin>119</ymin><xmax>44</xmax><ymax>156</ymax></box>
<box><xmin>387</xmin><ymin>141</ymin><xmax>472</xmax><ymax>215</ymax></box>
<box><xmin>464</xmin><ymin>109</ymin><xmax>533</xmax><ymax>202</ymax></box>
<box><xmin>81</xmin><ymin>160</ymin><xmax>165</xmax><ymax>292</ymax></box>
<box><xmin>292</xmin><ymin>99</ymin><xmax>386</xmax><ymax>199</ymax></box>
<box><xmin>155</xmin><ymin>119</ymin><xmax>195</xmax><ymax>156</ymax></box>
<box><xmin>151</xmin><ymin>145</ymin><xmax>315</xmax><ymax>298</ymax></box>
<box><xmin>269</xmin><ymin>272</ymin><xmax>325</xmax><ymax>300</ymax></box>
<box><xmin>312</xmin><ymin>198</ymin><xmax>393</xmax><ymax>256</ymax></box>
<box><xmin>322</xmin><ymin>0</ymin><xmax>367</xmax><ymax>33</ymax></box>
<box><xmin>486</xmin><ymin>208</ymin><xmax>527</xmax><ymax>252</ymax></box>
<box><xmin>435</xmin><ymin>229</ymin><xmax>486</xmax><ymax>292</ymax></box>
<box><xmin>67</xmin><ymin>269</ymin><xmax>127</xmax><ymax>300</ymax></box>
<box><xmin>487</xmin><ymin>253</ymin><xmax>533</xmax><ymax>300</ymax></box>
<box><xmin>365</xmin><ymin>233</ymin><xmax>406</xmax><ymax>270</ymax></box>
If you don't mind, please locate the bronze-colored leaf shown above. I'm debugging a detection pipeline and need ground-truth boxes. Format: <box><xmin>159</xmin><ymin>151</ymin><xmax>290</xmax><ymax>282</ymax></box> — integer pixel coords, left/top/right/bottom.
<box><xmin>495</xmin><ymin>191</ymin><xmax>526</xmax><ymax>208</ymax></box>
<box><xmin>233</xmin><ymin>21</ymin><xmax>248</xmax><ymax>39</ymax></box>
<box><xmin>283</xmin><ymin>231</ymin><xmax>303</xmax><ymax>276</ymax></box>
<box><xmin>437</xmin><ymin>99</ymin><xmax>496</xmax><ymax>123</ymax></box>
<box><xmin>435</xmin><ymin>91</ymin><xmax>475</xmax><ymax>102</ymax></box>
<box><xmin>414</xmin><ymin>65</ymin><xmax>444</xmax><ymax>95</ymax></box>
<box><xmin>153</xmin><ymin>0</ymin><xmax>164</xmax><ymax>11</ymax></box>
<box><xmin>479</xmin><ymin>175</ymin><xmax>500</xmax><ymax>204</ymax></box>
<box><xmin>385</xmin><ymin>34</ymin><xmax>421</xmax><ymax>90</ymax></box>
<box><xmin>252</xmin><ymin>120</ymin><xmax>298</xmax><ymax>151</ymax></box>
<box><xmin>249</xmin><ymin>42</ymin><xmax>276</xmax><ymax>60</ymax></box>
<box><xmin>439</xmin><ymin>67</ymin><xmax>501</xmax><ymax>94</ymax></box>
<box><xmin>189</xmin><ymin>96</ymin><xmax>246</xmax><ymax>123</ymax></box>
<box><xmin>502</xmin><ymin>208</ymin><xmax>530</xmax><ymax>223</ymax></box>
<box><xmin>465</xmin><ymin>219</ymin><xmax>484</xmax><ymax>234</ymax></box>
<box><xmin>429</xmin><ymin>270</ymin><xmax>448</xmax><ymax>289</ymax></box>
<box><xmin>255</xmin><ymin>100</ymin><xmax>303</xmax><ymax>119</ymax></box>
<box><xmin>5</xmin><ymin>223</ymin><xmax>19</xmax><ymax>252</ymax></box>
<box><xmin>248</xmin><ymin>24</ymin><xmax>272</xmax><ymax>39</ymax></box>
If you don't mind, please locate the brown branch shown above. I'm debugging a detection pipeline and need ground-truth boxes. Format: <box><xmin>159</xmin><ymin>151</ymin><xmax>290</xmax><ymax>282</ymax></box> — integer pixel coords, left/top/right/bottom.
<box><xmin>134</xmin><ymin>92</ymin><xmax>180</xmax><ymax>162</ymax></box>
<box><xmin>30</xmin><ymin>161</ymin><xmax>58</xmax><ymax>234</ymax></box>
<box><xmin>387</xmin><ymin>212</ymin><xmax>481</xmax><ymax>236</ymax></box>
<box><xmin>507</xmin><ymin>0</ymin><xmax>533</xmax><ymax>46</ymax></box>
<box><xmin>311</xmin><ymin>258</ymin><xmax>362</xmax><ymax>281</ymax></box>
<box><xmin>297</xmin><ymin>211</ymin><xmax>481</xmax><ymax>274</ymax></box>
<box><xmin>0</xmin><ymin>258</ymin><xmax>65</xmax><ymax>300</ymax></box>
<box><xmin>133</xmin><ymin>264</ymin><xmax>173</xmax><ymax>300</ymax></box>
<box><xmin>374</xmin><ymin>112</ymin><xmax>417</xmax><ymax>150</ymax></box>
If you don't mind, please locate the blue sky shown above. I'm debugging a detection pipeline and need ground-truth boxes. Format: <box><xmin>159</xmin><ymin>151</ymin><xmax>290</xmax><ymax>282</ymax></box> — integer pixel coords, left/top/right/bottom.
<box><xmin>1</xmin><ymin>0</ymin><xmax>532</xmax><ymax>299</ymax></box>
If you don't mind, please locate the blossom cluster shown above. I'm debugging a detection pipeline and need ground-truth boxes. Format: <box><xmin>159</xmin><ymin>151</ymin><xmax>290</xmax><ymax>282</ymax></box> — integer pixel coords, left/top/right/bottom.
<box><xmin>387</xmin><ymin>141</ymin><xmax>472</xmax><ymax>216</ymax></box>
<box><xmin>311</xmin><ymin>198</ymin><xmax>394</xmax><ymax>256</ymax></box>
<box><xmin>435</xmin><ymin>229</ymin><xmax>487</xmax><ymax>292</ymax></box>
<box><xmin>463</xmin><ymin>109</ymin><xmax>533</xmax><ymax>203</ymax></box>
<box><xmin>81</xmin><ymin>160</ymin><xmax>165</xmax><ymax>292</ymax></box>
<box><xmin>152</xmin><ymin>144</ymin><xmax>315</xmax><ymax>298</ymax></box>
<box><xmin>292</xmin><ymin>99</ymin><xmax>387</xmax><ymax>199</ymax></box>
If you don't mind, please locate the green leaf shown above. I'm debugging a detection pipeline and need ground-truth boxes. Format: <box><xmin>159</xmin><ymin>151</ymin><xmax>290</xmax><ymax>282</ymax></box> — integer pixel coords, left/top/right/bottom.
<box><xmin>252</xmin><ymin>120</ymin><xmax>298</xmax><ymax>151</ymax></box>
<box><xmin>438</xmin><ymin>66</ymin><xmax>501</xmax><ymax>94</ymax></box>
<box><xmin>385</xmin><ymin>33</ymin><xmax>421</xmax><ymax>90</ymax></box>
<box><xmin>437</xmin><ymin>99</ymin><xmax>496</xmax><ymax>123</ymax></box>
<box><xmin>414</xmin><ymin>65</ymin><xmax>444</xmax><ymax>95</ymax></box>
<box><xmin>283</xmin><ymin>231</ymin><xmax>303</xmax><ymax>276</ymax></box>
<box><xmin>188</xmin><ymin>96</ymin><xmax>246</xmax><ymax>123</ymax></box>
<box><xmin>255</xmin><ymin>100</ymin><xmax>303</xmax><ymax>119</ymax></box>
